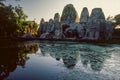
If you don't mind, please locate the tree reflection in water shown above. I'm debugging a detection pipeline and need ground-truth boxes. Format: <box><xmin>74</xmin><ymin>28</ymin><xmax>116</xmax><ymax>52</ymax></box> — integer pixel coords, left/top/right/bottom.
<box><xmin>0</xmin><ymin>43</ymin><xmax>39</xmax><ymax>80</ymax></box>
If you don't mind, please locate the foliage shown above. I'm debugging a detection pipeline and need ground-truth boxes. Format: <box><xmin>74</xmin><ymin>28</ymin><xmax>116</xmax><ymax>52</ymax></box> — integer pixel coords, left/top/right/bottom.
<box><xmin>113</xmin><ymin>28</ymin><xmax>120</xmax><ymax>36</ymax></box>
<box><xmin>23</xmin><ymin>21</ymin><xmax>38</xmax><ymax>35</ymax></box>
<box><xmin>107</xmin><ymin>14</ymin><xmax>120</xmax><ymax>27</ymax></box>
<box><xmin>0</xmin><ymin>1</ymin><xmax>38</xmax><ymax>37</ymax></box>
<box><xmin>107</xmin><ymin>16</ymin><xmax>114</xmax><ymax>22</ymax></box>
<box><xmin>13</xmin><ymin>5</ymin><xmax>28</xmax><ymax>35</ymax></box>
<box><xmin>0</xmin><ymin>3</ymin><xmax>17</xmax><ymax>37</ymax></box>
<box><xmin>114</xmin><ymin>14</ymin><xmax>120</xmax><ymax>26</ymax></box>
<box><xmin>107</xmin><ymin>14</ymin><xmax>120</xmax><ymax>36</ymax></box>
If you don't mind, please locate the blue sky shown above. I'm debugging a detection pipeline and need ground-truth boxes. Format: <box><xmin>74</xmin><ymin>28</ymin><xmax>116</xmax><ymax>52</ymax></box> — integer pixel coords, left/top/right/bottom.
<box><xmin>5</xmin><ymin>0</ymin><xmax>120</xmax><ymax>23</ymax></box>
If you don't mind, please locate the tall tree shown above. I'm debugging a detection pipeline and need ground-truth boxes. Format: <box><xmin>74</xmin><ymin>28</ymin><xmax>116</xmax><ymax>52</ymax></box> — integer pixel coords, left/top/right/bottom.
<box><xmin>0</xmin><ymin>3</ymin><xmax>17</xmax><ymax>37</ymax></box>
<box><xmin>14</xmin><ymin>5</ymin><xmax>28</xmax><ymax>35</ymax></box>
<box><xmin>0</xmin><ymin>1</ymin><xmax>28</xmax><ymax>37</ymax></box>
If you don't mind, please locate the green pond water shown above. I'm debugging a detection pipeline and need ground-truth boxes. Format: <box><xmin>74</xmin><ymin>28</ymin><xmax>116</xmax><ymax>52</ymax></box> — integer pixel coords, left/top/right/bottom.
<box><xmin>0</xmin><ymin>41</ymin><xmax>120</xmax><ymax>80</ymax></box>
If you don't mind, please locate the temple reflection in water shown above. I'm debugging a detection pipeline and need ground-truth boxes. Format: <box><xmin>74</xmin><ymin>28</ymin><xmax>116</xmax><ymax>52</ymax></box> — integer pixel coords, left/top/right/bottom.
<box><xmin>39</xmin><ymin>42</ymin><xmax>111</xmax><ymax>70</ymax></box>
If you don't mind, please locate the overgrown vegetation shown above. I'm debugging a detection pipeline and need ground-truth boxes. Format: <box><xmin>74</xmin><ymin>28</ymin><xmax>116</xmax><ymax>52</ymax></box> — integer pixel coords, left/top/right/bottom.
<box><xmin>107</xmin><ymin>14</ymin><xmax>120</xmax><ymax>37</ymax></box>
<box><xmin>0</xmin><ymin>1</ymin><xmax>38</xmax><ymax>37</ymax></box>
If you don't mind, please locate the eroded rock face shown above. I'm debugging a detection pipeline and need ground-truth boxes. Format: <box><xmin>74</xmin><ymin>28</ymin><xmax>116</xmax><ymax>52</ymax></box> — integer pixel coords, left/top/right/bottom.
<box><xmin>60</xmin><ymin>4</ymin><xmax>79</xmax><ymax>38</ymax></box>
<box><xmin>75</xmin><ymin>23</ymin><xmax>85</xmax><ymax>38</ymax></box>
<box><xmin>61</xmin><ymin>4</ymin><xmax>79</xmax><ymax>25</ymax></box>
<box><xmin>38</xmin><ymin>5</ymin><xmax>113</xmax><ymax>40</ymax></box>
<box><xmin>38</xmin><ymin>18</ymin><xmax>55</xmax><ymax>39</ymax></box>
<box><xmin>90</xmin><ymin>8</ymin><xmax>105</xmax><ymax>20</ymax></box>
<box><xmin>22</xmin><ymin>33</ymin><xmax>34</xmax><ymax>38</ymax></box>
<box><xmin>105</xmin><ymin>21</ymin><xmax>114</xmax><ymax>40</ymax></box>
<box><xmin>48</xmin><ymin>19</ymin><xmax>54</xmax><ymax>33</ymax></box>
<box><xmin>53</xmin><ymin>24</ymin><xmax>61</xmax><ymax>39</ymax></box>
<box><xmin>53</xmin><ymin>13</ymin><xmax>62</xmax><ymax>39</ymax></box>
<box><xmin>44</xmin><ymin>22</ymin><xmax>49</xmax><ymax>33</ymax></box>
<box><xmin>40</xmin><ymin>32</ymin><xmax>53</xmax><ymax>39</ymax></box>
<box><xmin>84</xmin><ymin>8</ymin><xmax>107</xmax><ymax>40</ymax></box>
<box><xmin>54</xmin><ymin>13</ymin><xmax>60</xmax><ymax>22</ymax></box>
<box><xmin>84</xmin><ymin>20</ymin><xmax>101</xmax><ymax>40</ymax></box>
<box><xmin>80</xmin><ymin>7</ymin><xmax>89</xmax><ymax>23</ymax></box>
<box><xmin>64</xmin><ymin>23</ymin><xmax>86</xmax><ymax>38</ymax></box>
<box><xmin>38</xmin><ymin>18</ymin><xmax>45</xmax><ymax>36</ymax></box>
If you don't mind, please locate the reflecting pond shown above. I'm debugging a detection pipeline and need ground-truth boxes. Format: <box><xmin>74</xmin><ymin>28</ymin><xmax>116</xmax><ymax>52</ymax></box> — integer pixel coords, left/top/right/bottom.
<box><xmin>0</xmin><ymin>41</ymin><xmax>120</xmax><ymax>80</ymax></box>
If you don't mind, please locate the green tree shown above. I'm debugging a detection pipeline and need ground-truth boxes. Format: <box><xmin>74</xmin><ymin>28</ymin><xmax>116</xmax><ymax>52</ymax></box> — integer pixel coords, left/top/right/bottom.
<box><xmin>14</xmin><ymin>5</ymin><xmax>28</xmax><ymax>35</ymax></box>
<box><xmin>24</xmin><ymin>21</ymin><xmax>38</xmax><ymax>35</ymax></box>
<box><xmin>112</xmin><ymin>14</ymin><xmax>120</xmax><ymax>36</ymax></box>
<box><xmin>0</xmin><ymin>1</ymin><xmax>38</xmax><ymax>37</ymax></box>
<box><xmin>0</xmin><ymin>3</ymin><xmax>17</xmax><ymax>37</ymax></box>
<box><xmin>114</xmin><ymin>14</ymin><xmax>120</xmax><ymax>26</ymax></box>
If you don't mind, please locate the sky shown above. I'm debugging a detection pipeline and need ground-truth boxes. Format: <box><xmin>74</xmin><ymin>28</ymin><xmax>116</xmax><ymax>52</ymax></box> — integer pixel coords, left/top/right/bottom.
<box><xmin>5</xmin><ymin>0</ymin><xmax>120</xmax><ymax>23</ymax></box>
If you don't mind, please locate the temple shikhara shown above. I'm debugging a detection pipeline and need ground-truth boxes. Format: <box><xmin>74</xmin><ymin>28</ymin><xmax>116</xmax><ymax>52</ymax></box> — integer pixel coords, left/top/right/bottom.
<box><xmin>38</xmin><ymin>4</ymin><xmax>114</xmax><ymax>40</ymax></box>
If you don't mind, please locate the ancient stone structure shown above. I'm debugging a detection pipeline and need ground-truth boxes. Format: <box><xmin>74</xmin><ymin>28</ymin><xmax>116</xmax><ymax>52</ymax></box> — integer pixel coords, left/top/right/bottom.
<box><xmin>40</xmin><ymin>32</ymin><xmax>53</xmax><ymax>39</ymax></box>
<box><xmin>60</xmin><ymin>4</ymin><xmax>80</xmax><ymax>38</ymax></box>
<box><xmin>63</xmin><ymin>23</ymin><xmax>84</xmax><ymax>38</ymax></box>
<box><xmin>75</xmin><ymin>23</ymin><xmax>85</xmax><ymax>38</ymax></box>
<box><xmin>61</xmin><ymin>4</ymin><xmax>79</xmax><ymax>25</ymax></box>
<box><xmin>105</xmin><ymin>21</ymin><xmax>114</xmax><ymax>40</ymax></box>
<box><xmin>54</xmin><ymin>13</ymin><xmax>60</xmax><ymax>22</ymax></box>
<box><xmin>48</xmin><ymin>19</ymin><xmax>54</xmax><ymax>33</ymax></box>
<box><xmin>84</xmin><ymin>8</ymin><xmax>113</xmax><ymax>40</ymax></box>
<box><xmin>38</xmin><ymin>18</ymin><xmax>45</xmax><ymax>36</ymax></box>
<box><xmin>53</xmin><ymin>13</ymin><xmax>62</xmax><ymax>39</ymax></box>
<box><xmin>38</xmin><ymin>4</ymin><xmax>114</xmax><ymax>40</ymax></box>
<box><xmin>22</xmin><ymin>33</ymin><xmax>34</xmax><ymax>38</ymax></box>
<box><xmin>80</xmin><ymin>7</ymin><xmax>89</xmax><ymax>23</ymax></box>
<box><xmin>40</xmin><ymin>19</ymin><xmax>55</xmax><ymax>39</ymax></box>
